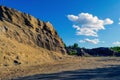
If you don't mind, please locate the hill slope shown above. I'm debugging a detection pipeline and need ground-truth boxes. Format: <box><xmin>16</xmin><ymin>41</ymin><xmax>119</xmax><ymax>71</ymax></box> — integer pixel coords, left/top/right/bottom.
<box><xmin>0</xmin><ymin>6</ymin><xmax>66</xmax><ymax>66</ymax></box>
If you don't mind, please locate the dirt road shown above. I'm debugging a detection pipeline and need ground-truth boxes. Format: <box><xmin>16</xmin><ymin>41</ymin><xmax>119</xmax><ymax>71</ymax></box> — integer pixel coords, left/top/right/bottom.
<box><xmin>15</xmin><ymin>65</ymin><xmax>120</xmax><ymax>80</ymax></box>
<box><xmin>1</xmin><ymin>57</ymin><xmax>120</xmax><ymax>80</ymax></box>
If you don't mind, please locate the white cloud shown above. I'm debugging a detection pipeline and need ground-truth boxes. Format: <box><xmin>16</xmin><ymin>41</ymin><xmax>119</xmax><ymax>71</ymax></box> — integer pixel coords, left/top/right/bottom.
<box><xmin>67</xmin><ymin>13</ymin><xmax>113</xmax><ymax>37</ymax></box>
<box><xmin>104</xmin><ymin>18</ymin><xmax>114</xmax><ymax>25</ymax></box>
<box><xmin>67</xmin><ymin>15</ymin><xmax>78</xmax><ymax>22</ymax></box>
<box><xmin>79</xmin><ymin>38</ymin><xmax>100</xmax><ymax>44</ymax></box>
<box><xmin>118</xmin><ymin>18</ymin><xmax>120</xmax><ymax>24</ymax></box>
<box><xmin>113</xmin><ymin>41</ymin><xmax>120</xmax><ymax>46</ymax></box>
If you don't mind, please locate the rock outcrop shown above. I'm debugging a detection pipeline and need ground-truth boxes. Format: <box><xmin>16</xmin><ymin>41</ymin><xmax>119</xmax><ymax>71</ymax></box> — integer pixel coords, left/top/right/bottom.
<box><xmin>0</xmin><ymin>6</ymin><xmax>66</xmax><ymax>54</ymax></box>
<box><xmin>0</xmin><ymin>6</ymin><xmax>67</xmax><ymax>66</ymax></box>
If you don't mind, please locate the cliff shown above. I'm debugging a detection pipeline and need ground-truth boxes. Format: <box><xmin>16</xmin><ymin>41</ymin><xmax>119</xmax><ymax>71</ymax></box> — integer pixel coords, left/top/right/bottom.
<box><xmin>0</xmin><ymin>6</ymin><xmax>66</xmax><ymax>53</ymax></box>
<box><xmin>0</xmin><ymin>6</ymin><xmax>66</xmax><ymax>66</ymax></box>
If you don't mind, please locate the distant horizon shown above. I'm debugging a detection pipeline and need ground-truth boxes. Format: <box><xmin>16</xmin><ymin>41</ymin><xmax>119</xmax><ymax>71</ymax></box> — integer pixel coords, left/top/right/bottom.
<box><xmin>1</xmin><ymin>0</ymin><xmax>120</xmax><ymax>48</ymax></box>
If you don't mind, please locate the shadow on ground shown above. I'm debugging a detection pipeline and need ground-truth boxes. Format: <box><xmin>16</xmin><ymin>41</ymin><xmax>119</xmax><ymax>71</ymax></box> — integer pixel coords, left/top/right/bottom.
<box><xmin>15</xmin><ymin>65</ymin><xmax>120</xmax><ymax>80</ymax></box>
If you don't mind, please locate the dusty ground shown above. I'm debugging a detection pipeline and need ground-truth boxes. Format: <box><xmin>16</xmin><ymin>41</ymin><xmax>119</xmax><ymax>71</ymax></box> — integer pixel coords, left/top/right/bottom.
<box><xmin>1</xmin><ymin>56</ymin><xmax>120</xmax><ymax>80</ymax></box>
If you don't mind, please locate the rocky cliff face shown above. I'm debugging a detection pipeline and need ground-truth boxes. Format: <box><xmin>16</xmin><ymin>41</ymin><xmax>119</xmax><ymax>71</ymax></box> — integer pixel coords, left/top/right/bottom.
<box><xmin>0</xmin><ymin>6</ymin><xmax>66</xmax><ymax>54</ymax></box>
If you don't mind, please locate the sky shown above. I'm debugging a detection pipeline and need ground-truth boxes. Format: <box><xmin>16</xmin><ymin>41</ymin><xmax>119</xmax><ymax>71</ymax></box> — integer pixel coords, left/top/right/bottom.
<box><xmin>1</xmin><ymin>0</ymin><xmax>120</xmax><ymax>48</ymax></box>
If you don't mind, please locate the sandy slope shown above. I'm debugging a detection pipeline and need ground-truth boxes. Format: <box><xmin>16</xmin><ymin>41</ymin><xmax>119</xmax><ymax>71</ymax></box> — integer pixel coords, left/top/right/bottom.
<box><xmin>1</xmin><ymin>57</ymin><xmax>120</xmax><ymax>80</ymax></box>
<box><xmin>0</xmin><ymin>35</ymin><xmax>64</xmax><ymax>67</ymax></box>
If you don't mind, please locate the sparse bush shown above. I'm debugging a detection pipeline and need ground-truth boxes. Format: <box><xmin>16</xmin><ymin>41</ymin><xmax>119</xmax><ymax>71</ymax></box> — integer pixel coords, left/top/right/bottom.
<box><xmin>69</xmin><ymin>50</ymin><xmax>77</xmax><ymax>55</ymax></box>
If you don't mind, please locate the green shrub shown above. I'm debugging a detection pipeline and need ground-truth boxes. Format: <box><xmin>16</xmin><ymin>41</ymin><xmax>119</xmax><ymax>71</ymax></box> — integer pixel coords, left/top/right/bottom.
<box><xmin>110</xmin><ymin>46</ymin><xmax>120</xmax><ymax>53</ymax></box>
<box><xmin>69</xmin><ymin>50</ymin><xmax>77</xmax><ymax>55</ymax></box>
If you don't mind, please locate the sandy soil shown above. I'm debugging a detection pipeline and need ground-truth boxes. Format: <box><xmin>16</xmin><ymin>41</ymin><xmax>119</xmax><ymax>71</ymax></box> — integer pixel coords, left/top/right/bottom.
<box><xmin>1</xmin><ymin>56</ymin><xmax>120</xmax><ymax>80</ymax></box>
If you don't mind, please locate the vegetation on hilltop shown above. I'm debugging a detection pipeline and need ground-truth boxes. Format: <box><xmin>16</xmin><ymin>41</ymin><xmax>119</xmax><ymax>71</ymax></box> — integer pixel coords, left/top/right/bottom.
<box><xmin>65</xmin><ymin>43</ymin><xmax>120</xmax><ymax>56</ymax></box>
<box><xmin>65</xmin><ymin>43</ymin><xmax>79</xmax><ymax>55</ymax></box>
<box><xmin>110</xmin><ymin>46</ymin><xmax>120</xmax><ymax>53</ymax></box>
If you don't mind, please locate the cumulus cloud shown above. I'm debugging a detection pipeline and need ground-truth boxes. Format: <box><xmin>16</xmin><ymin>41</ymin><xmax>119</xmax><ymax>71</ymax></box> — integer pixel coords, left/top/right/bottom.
<box><xmin>67</xmin><ymin>13</ymin><xmax>113</xmax><ymax>37</ymax></box>
<box><xmin>79</xmin><ymin>38</ymin><xmax>100</xmax><ymax>44</ymax></box>
<box><xmin>113</xmin><ymin>41</ymin><xmax>120</xmax><ymax>46</ymax></box>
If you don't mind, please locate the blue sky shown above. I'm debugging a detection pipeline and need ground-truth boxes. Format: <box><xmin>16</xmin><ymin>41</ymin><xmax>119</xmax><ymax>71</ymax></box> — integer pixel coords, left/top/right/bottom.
<box><xmin>1</xmin><ymin>0</ymin><xmax>120</xmax><ymax>48</ymax></box>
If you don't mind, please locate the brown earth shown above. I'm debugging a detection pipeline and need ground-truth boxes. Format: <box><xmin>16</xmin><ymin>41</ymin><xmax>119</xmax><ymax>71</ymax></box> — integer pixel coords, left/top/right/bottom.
<box><xmin>0</xmin><ymin>6</ymin><xmax>66</xmax><ymax>54</ymax></box>
<box><xmin>1</xmin><ymin>57</ymin><xmax>120</xmax><ymax>80</ymax></box>
<box><xmin>0</xmin><ymin>6</ymin><xmax>66</xmax><ymax>67</ymax></box>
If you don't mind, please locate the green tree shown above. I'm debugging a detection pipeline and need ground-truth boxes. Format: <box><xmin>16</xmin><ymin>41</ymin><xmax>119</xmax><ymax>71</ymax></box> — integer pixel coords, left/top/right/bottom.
<box><xmin>110</xmin><ymin>46</ymin><xmax>120</xmax><ymax>53</ymax></box>
<box><xmin>64</xmin><ymin>43</ymin><xmax>66</xmax><ymax>48</ymax></box>
<box><xmin>73</xmin><ymin>43</ymin><xmax>79</xmax><ymax>48</ymax></box>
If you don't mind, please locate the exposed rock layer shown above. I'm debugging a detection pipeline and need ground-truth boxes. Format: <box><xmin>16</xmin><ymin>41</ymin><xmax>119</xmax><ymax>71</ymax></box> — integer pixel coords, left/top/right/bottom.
<box><xmin>0</xmin><ymin>6</ymin><xmax>66</xmax><ymax>54</ymax></box>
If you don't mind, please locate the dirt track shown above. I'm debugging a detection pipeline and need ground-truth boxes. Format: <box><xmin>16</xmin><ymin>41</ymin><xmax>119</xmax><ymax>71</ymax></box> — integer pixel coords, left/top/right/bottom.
<box><xmin>1</xmin><ymin>57</ymin><xmax>120</xmax><ymax>80</ymax></box>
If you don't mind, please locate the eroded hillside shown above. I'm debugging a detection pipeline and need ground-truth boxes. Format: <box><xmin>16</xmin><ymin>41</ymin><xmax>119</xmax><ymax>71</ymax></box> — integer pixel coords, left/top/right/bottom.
<box><xmin>0</xmin><ymin>6</ymin><xmax>66</xmax><ymax>66</ymax></box>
